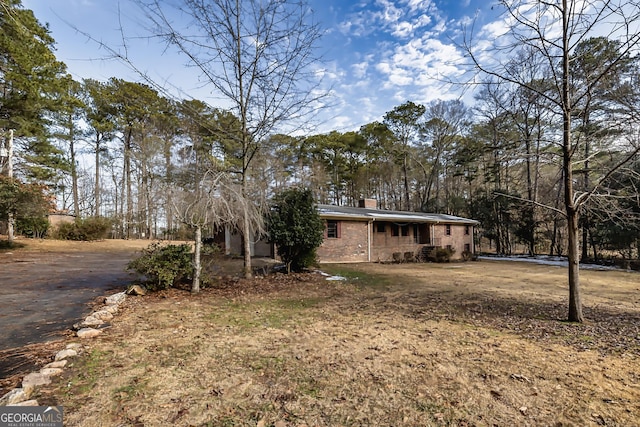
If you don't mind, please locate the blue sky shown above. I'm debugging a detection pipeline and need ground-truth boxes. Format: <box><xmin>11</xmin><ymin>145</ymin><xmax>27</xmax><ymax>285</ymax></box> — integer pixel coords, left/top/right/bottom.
<box><xmin>23</xmin><ymin>0</ymin><xmax>501</xmax><ymax>132</ymax></box>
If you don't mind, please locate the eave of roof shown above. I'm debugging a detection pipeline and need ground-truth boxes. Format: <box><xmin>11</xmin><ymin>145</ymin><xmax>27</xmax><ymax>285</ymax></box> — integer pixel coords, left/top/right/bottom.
<box><xmin>317</xmin><ymin>204</ymin><xmax>479</xmax><ymax>225</ymax></box>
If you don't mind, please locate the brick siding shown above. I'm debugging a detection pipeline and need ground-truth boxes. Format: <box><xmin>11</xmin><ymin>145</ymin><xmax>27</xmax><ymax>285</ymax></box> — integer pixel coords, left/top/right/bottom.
<box><xmin>318</xmin><ymin>219</ymin><xmax>474</xmax><ymax>263</ymax></box>
<box><xmin>432</xmin><ymin>224</ymin><xmax>474</xmax><ymax>258</ymax></box>
<box><xmin>317</xmin><ymin>220</ymin><xmax>369</xmax><ymax>262</ymax></box>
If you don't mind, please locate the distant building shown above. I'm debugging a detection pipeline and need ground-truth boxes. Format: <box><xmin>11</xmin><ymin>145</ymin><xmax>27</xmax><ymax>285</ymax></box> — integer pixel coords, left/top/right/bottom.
<box><xmin>48</xmin><ymin>212</ymin><xmax>75</xmax><ymax>229</ymax></box>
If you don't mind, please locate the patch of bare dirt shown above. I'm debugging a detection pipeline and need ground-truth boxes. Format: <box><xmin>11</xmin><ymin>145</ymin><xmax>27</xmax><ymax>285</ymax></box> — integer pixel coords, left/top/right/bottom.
<box><xmin>29</xmin><ymin>261</ymin><xmax>640</xmax><ymax>426</ymax></box>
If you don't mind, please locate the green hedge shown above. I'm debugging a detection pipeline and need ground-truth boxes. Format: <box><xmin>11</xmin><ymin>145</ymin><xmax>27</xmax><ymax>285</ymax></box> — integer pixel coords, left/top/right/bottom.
<box><xmin>54</xmin><ymin>217</ymin><xmax>112</xmax><ymax>241</ymax></box>
<box><xmin>127</xmin><ymin>243</ymin><xmax>193</xmax><ymax>291</ymax></box>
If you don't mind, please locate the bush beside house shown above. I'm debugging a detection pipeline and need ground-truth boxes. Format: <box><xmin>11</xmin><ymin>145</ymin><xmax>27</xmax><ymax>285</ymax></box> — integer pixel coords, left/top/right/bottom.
<box><xmin>267</xmin><ymin>188</ymin><xmax>325</xmax><ymax>272</ymax></box>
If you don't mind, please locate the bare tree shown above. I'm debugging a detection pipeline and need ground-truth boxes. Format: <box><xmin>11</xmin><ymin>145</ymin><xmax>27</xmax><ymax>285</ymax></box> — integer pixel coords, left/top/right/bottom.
<box><xmin>465</xmin><ymin>0</ymin><xmax>640</xmax><ymax>322</ymax></box>
<box><xmin>171</xmin><ymin>170</ymin><xmax>262</xmax><ymax>293</ymax></box>
<box><xmin>137</xmin><ymin>0</ymin><xmax>326</xmax><ymax>278</ymax></box>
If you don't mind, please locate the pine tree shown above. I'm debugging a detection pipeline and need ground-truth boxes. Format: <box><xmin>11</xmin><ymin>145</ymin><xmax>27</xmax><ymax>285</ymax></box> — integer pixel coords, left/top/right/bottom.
<box><xmin>0</xmin><ymin>0</ymin><xmax>68</xmax><ymax>181</ymax></box>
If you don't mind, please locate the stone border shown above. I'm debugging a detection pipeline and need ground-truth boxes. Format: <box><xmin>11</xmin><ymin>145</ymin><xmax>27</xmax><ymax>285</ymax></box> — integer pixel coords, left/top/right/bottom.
<box><xmin>0</xmin><ymin>290</ymin><xmax>129</xmax><ymax>406</ymax></box>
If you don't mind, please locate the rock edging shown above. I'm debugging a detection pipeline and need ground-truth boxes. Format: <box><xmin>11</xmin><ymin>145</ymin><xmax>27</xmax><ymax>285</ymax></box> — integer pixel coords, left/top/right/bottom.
<box><xmin>0</xmin><ymin>290</ymin><xmax>128</xmax><ymax>407</ymax></box>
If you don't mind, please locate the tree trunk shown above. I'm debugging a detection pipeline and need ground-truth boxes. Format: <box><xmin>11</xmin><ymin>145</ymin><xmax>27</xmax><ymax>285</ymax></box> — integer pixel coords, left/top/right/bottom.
<box><xmin>242</xmin><ymin>212</ymin><xmax>252</xmax><ymax>279</ymax></box>
<box><xmin>240</xmin><ymin>135</ymin><xmax>253</xmax><ymax>278</ymax></box>
<box><xmin>94</xmin><ymin>135</ymin><xmax>101</xmax><ymax>217</ymax></box>
<box><xmin>71</xmin><ymin>150</ymin><xmax>79</xmax><ymax>217</ymax></box>
<box><xmin>192</xmin><ymin>225</ymin><xmax>202</xmax><ymax>293</ymax></box>
<box><xmin>532</xmin><ymin>117</ymin><xmax>543</xmax><ymax>255</ymax></box>
<box><xmin>581</xmin><ymin>125</ymin><xmax>591</xmax><ymax>262</ymax></box>
<box><xmin>581</xmin><ymin>214</ymin><xmax>589</xmax><ymax>261</ymax></box>
<box><xmin>235</xmin><ymin>0</ymin><xmax>253</xmax><ymax>280</ymax></box>
<box><xmin>125</xmin><ymin>127</ymin><xmax>133</xmax><ymax>239</ymax></box>
<box><xmin>164</xmin><ymin>141</ymin><xmax>172</xmax><ymax>236</ymax></box>
<box><xmin>6</xmin><ymin>130</ymin><xmax>14</xmax><ymax>243</ymax></box>
<box><xmin>525</xmin><ymin>132</ymin><xmax>535</xmax><ymax>255</ymax></box>
<box><xmin>114</xmin><ymin>171</ymin><xmax>123</xmax><ymax>238</ymax></box>
<box><xmin>566</xmin><ymin>208</ymin><xmax>583</xmax><ymax>322</ymax></box>
<box><xmin>143</xmin><ymin>171</ymin><xmax>150</xmax><ymax>239</ymax></box>
<box><xmin>562</xmin><ymin>0</ymin><xmax>583</xmax><ymax>322</ymax></box>
<box><xmin>7</xmin><ymin>212</ymin><xmax>14</xmax><ymax>243</ymax></box>
<box><xmin>69</xmin><ymin>114</ymin><xmax>80</xmax><ymax>218</ymax></box>
<box><xmin>590</xmin><ymin>233</ymin><xmax>599</xmax><ymax>262</ymax></box>
<box><xmin>403</xmin><ymin>152</ymin><xmax>410</xmax><ymax>211</ymax></box>
<box><xmin>140</xmin><ymin>153</ymin><xmax>152</xmax><ymax>239</ymax></box>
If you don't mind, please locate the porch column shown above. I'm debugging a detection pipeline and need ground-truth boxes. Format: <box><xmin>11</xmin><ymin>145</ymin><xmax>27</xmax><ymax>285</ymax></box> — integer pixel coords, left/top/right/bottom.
<box><xmin>368</xmin><ymin>220</ymin><xmax>372</xmax><ymax>262</ymax></box>
<box><xmin>430</xmin><ymin>224</ymin><xmax>435</xmax><ymax>245</ymax></box>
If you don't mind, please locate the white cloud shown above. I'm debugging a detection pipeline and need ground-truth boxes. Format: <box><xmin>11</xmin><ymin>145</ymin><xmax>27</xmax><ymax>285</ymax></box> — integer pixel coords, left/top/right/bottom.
<box><xmin>388</xmin><ymin>69</ymin><xmax>414</xmax><ymax>86</ymax></box>
<box><xmin>330</xmin><ymin>115</ymin><xmax>355</xmax><ymax>130</ymax></box>
<box><xmin>314</xmin><ymin>61</ymin><xmax>345</xmax><ymax>82</ymax></box>
<box><xmin>352</xmin><ymin>61</ymin><xmax>369</xmax><ymax>78</ymax></box>
<box><xmin>481</xmin><ymin>19</ymin><xmax>510</xmax><ymax>39</ymax></box>
<box><xmin>329</xmin><ymin>0</ymin><xmax>523</xmax><ymax>129</ymax></box>
<box><xmin>391</xmin><ymin>14</ymin><xmax>432</xmax><ymax>38</ymax></box>
<box><xmin>405</xmin><ymin>0</ymin><xmax>434</xmax><ymax>13</ymax></box>
<box><xmin>377</xmin><ymin>0</ymin><xmax>404</xmax><ymax>25</ymax></box>
<box><xmin>392</xmin><ymin>21</ymin><xmax>415</xmax><ymax>38</ymax></box>
<box><xmin>392</xmin><ymin>37</ymin><xmax>464</xmax><ymax>76</ymax></box>
<box><xmin>375</xmin><ymin>61</ymin><xmax>392</xmax><ymax>76</ymax></box>
<box><xmin>339</xmin><ymin>0</ymin><xmax>441</xmax><ymax>39</ymax></box>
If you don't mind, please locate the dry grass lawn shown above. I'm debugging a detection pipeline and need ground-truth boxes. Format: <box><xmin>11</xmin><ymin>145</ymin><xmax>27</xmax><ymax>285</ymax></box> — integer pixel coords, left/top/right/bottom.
<box><xmin>31</xmin><ymin>259</ymin><xmax>640</xmax><ymax>427</ymax></box>
<box><xmin>3</xmin><ymin>237</ymin><xmax>170</xmax><ymax>253</ymax></box>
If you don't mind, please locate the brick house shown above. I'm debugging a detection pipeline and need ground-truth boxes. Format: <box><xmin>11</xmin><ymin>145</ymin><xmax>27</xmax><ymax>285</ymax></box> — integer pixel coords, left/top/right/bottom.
<box><xmin>317</xmin><ymin>199</ymin><xmax>478</xmax><ymax>263</ymax></box>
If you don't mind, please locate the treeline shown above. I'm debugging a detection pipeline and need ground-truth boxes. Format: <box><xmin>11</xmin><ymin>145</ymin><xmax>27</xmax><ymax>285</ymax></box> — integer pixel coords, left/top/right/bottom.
<box><xmin>1</xmin><ymin>1</ymin><xmax>639</xmax><ymax>262</ymax></box>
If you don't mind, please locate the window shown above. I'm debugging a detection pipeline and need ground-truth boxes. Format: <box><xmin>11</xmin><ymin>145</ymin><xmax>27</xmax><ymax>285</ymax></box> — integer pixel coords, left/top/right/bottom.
<box><xmin>446</xmin><ymin>244</ymin><xmax>453</xmax><ymax>252</ymax></box>
<box><xmin>376</xmin><ymin>222</ymin><xmax>386</xmax><ymax>233</ymax></box>
<box><xmin>401</xmin><ymin>225</ymin><xmax>409</xmax><ymax>236</ymax></box>
<box><xmin>464</xmin><ymin>243</ymin><xmax>471</xmax><ymax>252</ymax></box>
<box><xmin>326</xmin><ymin>220</ymin><xmax>340</xmax><ymax>238</ymax></box>
<box><xmin>465</xmin><ymin>225</ymin><xmax>470</xmax><ymax>235</ymax></box>
<box><xmin>391</xmin><ymin>224</ymin><xmax>399</xmax><ymax>236</ymax></box>
<box><xmin>413</xmin><ymin>225</ymin><xmax>419</xmax><ymax>243</ymax></box>
<box><xmin>445</xmin><ymin>224</ymin><xmax>451</xmax><ymax>236</ymax></box>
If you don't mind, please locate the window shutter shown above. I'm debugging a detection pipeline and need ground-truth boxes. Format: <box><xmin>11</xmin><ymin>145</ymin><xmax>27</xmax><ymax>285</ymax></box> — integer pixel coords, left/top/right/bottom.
<box><xmin>337</xmin><ymin>221</ymin><xmax>341</xmax><ymax>238</ymax></box>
